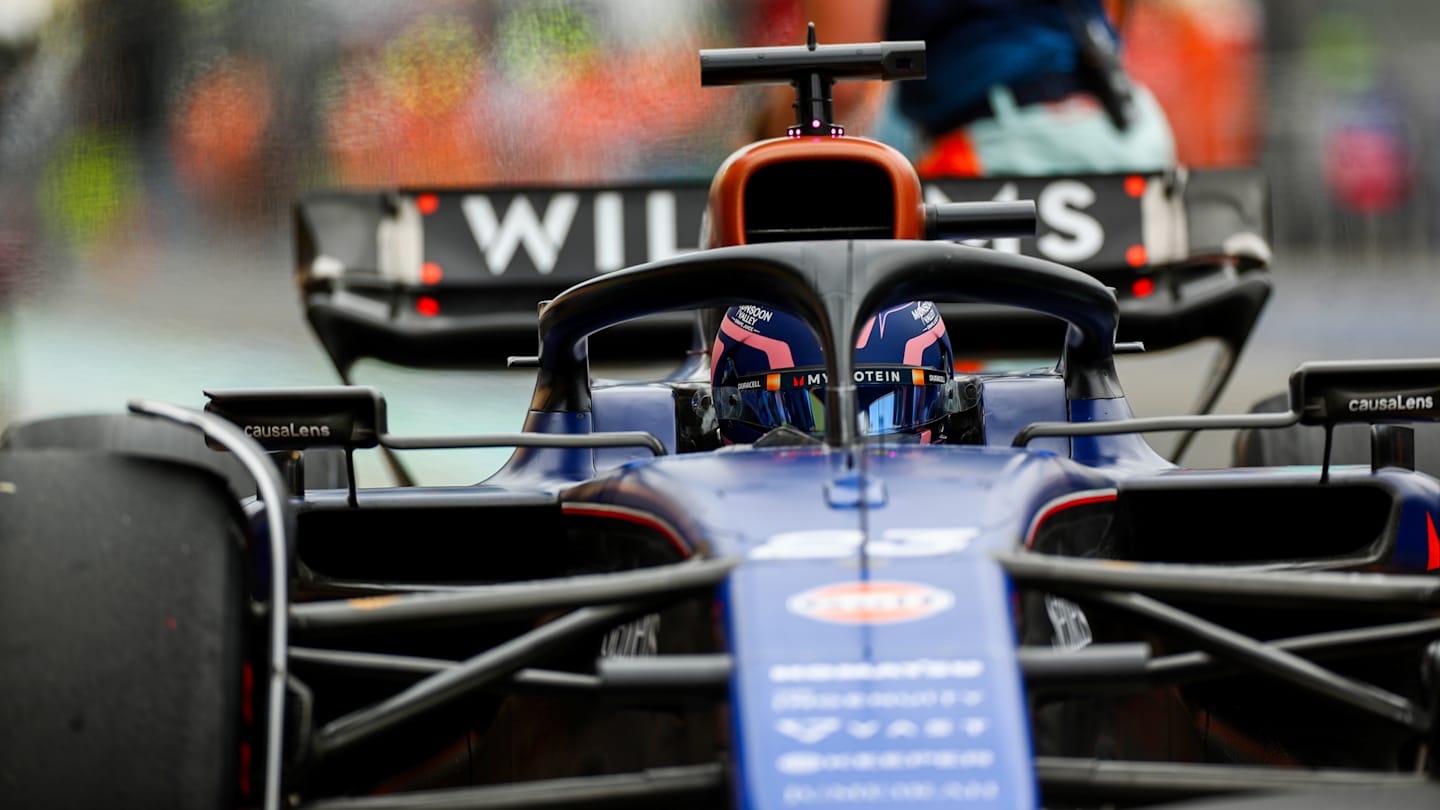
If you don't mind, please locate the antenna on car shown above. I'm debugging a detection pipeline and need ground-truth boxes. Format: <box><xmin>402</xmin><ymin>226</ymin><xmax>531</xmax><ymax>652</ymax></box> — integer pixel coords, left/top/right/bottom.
<box><xmin>699</xmin><ymin>24</ymin><xmax>926</xmax><ymax>137</ymax></box>
<box><xmin>793</xmin><ymin>24</ymin><xmax>835</xmax><ymax>137</ymax></box>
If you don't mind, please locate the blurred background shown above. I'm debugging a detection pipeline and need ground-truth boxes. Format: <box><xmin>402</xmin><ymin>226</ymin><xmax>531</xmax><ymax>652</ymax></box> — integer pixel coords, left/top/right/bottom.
<box><xmin>0</xmin><ymin>0</ymin><xmax>1437</xmax><ymax>483</ymax></box>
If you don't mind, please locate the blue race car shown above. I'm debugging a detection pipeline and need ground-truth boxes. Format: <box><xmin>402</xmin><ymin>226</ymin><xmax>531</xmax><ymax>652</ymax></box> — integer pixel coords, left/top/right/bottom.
<box><xmin>3</xmin><ymin>30</ymin><xmax>1440</xmax><ymax>810</ymax></box>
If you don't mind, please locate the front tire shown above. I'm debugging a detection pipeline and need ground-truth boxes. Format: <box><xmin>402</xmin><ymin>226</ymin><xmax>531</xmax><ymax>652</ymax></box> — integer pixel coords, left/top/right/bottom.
<box><xmin>0</xmin><ymin>450</ymin><xmax>249</xmax><ymax>808</ymax></box>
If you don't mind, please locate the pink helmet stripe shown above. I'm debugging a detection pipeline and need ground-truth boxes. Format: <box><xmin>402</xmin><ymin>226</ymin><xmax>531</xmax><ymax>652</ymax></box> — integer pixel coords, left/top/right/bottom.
<box><xmin>902</xmin><ymin>316</ymin><xmax>948</xmax><ymax>365</ymax></box>
<box><xmin>709</xmin><ymin>334</ymin><xmax>725</xmax><ymax>382</ymax></box>
<box><xmin>719</xmin><ymin>313</ymin><xmax>796</xmax><ymax>369</ymax></box>
<box><xmin>855</xmin><ymin>315</ymin><xmax>877</xmax><ymax>349</ymax></box>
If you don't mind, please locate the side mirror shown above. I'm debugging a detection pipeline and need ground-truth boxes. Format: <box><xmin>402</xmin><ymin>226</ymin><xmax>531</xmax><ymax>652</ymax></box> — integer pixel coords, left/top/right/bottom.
<box><xmin>203</xmin><ymin>387</ymin><xmax>386</xmax><ymax>451</ymax></box>
<box><xmin>1289</xmin><ymin>359</ymin><xmax>1440</xmax><ymax>426</ymax></box>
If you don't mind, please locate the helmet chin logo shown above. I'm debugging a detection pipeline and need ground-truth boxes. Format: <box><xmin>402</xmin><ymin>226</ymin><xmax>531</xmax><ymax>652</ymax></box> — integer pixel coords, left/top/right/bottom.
<box><xmin>787</xmin><ymin>581</ymin><xmax>955</xmax><ymax>625</ymax></box>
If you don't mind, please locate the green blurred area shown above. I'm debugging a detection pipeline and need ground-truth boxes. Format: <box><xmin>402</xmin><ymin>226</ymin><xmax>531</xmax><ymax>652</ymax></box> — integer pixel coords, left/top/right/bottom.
<box><xmin>0</xmin><ymin>0</ymin><xmax>763</xmax><ymax>484</ymax></box>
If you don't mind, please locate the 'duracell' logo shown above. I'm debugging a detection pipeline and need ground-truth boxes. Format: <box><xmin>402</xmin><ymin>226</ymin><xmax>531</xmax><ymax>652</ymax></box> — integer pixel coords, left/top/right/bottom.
<box><xmin>786</xmin><ymin>581</ymin><xmax>955</xmax><ymax>625</ymax></box>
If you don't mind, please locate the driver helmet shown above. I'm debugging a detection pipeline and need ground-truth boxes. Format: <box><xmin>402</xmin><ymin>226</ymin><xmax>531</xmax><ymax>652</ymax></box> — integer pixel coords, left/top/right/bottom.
<box><xmin>710</xmin><ymin>301</ymin><xmax>980</xmax><ymax>444</ymax></box>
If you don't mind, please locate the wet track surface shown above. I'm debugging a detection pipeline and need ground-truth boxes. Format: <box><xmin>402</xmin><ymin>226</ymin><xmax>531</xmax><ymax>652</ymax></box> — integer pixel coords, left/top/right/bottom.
<box><xmin>5</xmin><ymin>226</ymin><xmax>1439</xmax><ymax>485</ymax></box>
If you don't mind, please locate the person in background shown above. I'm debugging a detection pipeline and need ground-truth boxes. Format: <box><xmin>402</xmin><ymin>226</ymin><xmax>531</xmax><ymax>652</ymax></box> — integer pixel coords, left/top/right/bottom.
<box><xmin>759</xmin><ymin>0</ymin><xmax>1175</xmax><ymax>178</ymax></box>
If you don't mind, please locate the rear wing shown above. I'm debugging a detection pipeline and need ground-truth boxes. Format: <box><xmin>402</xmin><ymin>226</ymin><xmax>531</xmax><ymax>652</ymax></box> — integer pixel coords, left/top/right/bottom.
<box><xmin>294</xmin><ymin>168</ymin><xmax>1269</xmax><ymax>374</ymax></box>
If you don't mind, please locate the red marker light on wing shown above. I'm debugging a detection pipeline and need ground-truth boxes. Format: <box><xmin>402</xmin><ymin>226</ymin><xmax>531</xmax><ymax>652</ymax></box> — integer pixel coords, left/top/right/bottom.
<box><xmin>421</xmin><ymin>261</ymin><xmax>443</xmax><ymax>284</ymax></box>
<box><xmin>1131</xmin><ymin>277</ymin><xmax>1155</xmax><ymax>298</ymax></box>
<box><xmin>416</xmin><ymin>296</ymin><xmax>440</xmax><ymax>317</ymax></box>
<box><xmin>1126</xmin><ymin>244</ymin><xmax>1147</xmax><ymax>268</ymax></box>
<box><xmin>416</xmin><ymin>193</ymin><xmax>439</xmax><ymax>215</ymax></box>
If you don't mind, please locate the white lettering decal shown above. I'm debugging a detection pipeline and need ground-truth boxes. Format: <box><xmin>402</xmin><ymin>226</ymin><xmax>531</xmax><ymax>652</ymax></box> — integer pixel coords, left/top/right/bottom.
<box><xmin>647</xmin><ymin>190</ymin><xmax>693</xmax><ymax>261</ymax></box>
<box><xmin>885</xmin><ymin>719</ymin><xmax>919</xmax><ymax>739</ymax></box>
<box><xmin>781</xmin><ymin>779</ymin><xmax>1000</xmax><ymax>806</ymax></box>
<box><xmin>771</xmin><ymin>687</ymin><xmax>986</xmax><ymax>713</ymax></box>
<box><xmin>776</xmin><ymin>717</ymin><xmax>843</xmax><ymax>745</ymax></box>
<box><xmin>598</xmin><ymin>612</ymin><xmax>660</xmax><ymax>657</ymax></box>
<box><xmin>768</xmin><ymin>658</ymin><xmax>984</xmax><ymax>683</ymax></box>
<box><xmin>775</xmin><ymin>748</ymin><xmax>996</xmax><ymax>776</ymax></box>
<box><xmin>243</xmin><ymin>423</ymin><xmax>334</xmax><ymax>440</ymax></box>
<box><xmin>922</xmin><ymin>718</ymin><xmax>955</xmax><ymax>739</ymax></box>
<box><xmin>734</xmin><ymin>305</ymin><xmax>774</xmax><ymax>330</ymax></box>
<box><xmin>462</xmin><ymin>193</ymin><xmax>580</xmax><ymax>275</ymax></box>
<box><xmin>1347</xmin><ymin>394</ymin><xmax>1435</xmax><ymax>413</ymax></box>
<box><xmin>1044</xmin><ymin>595</ymin><xmax>1094</xmax><ymax>650</ymax></box>
<box><xmin>910</xmin><ymin>300</ymin><xmax>938</xmax><ymax>326</ymax></box>
<box><xmin>846</xmin><ymin>720</ymin><xmax>880</xmax><ymax>739</ymax></box>
<box><xmin>752</xmin><ymin>528</ymin><xmax>976</xmax><ymax>560</ymax></box>
<box><xmin>852</xmin><ymin>369</ymin><xmax>903</xmax><ymax>384</ymax></box>
<box><xmin>1036</xmin><ymin>180</ymin><xmax>1103</xmax><ymax>263</ymax></box>
<box><xmin>594</xmin><ymin>191</ymin><xmax>624</xmax><ymax>272</ymax></box>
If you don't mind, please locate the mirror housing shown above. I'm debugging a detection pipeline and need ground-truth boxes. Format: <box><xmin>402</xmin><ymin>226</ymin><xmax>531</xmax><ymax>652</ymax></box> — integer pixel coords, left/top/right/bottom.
<box><xmin>203</xmin><ymin>387</ymin><xmax>387</xmax><ymax>451</ymax></box>
<box><xmin>1289</xmin><ymin>359</ymin><xmax>1440</xmax><ymax>426</ymax></box>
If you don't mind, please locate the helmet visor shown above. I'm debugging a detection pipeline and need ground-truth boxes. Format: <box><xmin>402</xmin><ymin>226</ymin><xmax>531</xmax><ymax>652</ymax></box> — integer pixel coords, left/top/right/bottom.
<box><xmin>716</xmin><ymin>365</ymin><xmax>955</xmax><ymax>438</ymax></box>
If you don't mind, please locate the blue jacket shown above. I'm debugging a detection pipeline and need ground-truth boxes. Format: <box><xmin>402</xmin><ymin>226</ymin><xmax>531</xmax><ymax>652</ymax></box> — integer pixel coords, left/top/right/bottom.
<box><xmin>885</xmin><ymin>0</ymin><xmax>1114</xmax><ymax>134</ymax></box>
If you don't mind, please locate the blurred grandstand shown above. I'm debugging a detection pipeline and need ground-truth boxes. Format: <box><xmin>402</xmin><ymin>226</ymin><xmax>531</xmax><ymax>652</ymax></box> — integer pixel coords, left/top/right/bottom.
<box><xmin>3</xmin><ymin>1</ymin><xmax>1438</xmax><ymax>270</ymax></box>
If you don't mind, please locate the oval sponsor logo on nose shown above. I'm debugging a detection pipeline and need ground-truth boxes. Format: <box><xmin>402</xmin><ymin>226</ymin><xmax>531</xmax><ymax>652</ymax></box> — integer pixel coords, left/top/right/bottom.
<box><xmin>787</xmin><ymin>581</ymin><xmax>955</xmax><ymax>624</ymax></box>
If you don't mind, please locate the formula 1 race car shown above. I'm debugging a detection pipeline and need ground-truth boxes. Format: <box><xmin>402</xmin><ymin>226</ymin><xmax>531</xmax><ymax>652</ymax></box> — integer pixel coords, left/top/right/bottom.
<box><xmin>4</xmin><ymin>30</ymin><xmax>1440</xmax><ymax>810</ymax></box>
